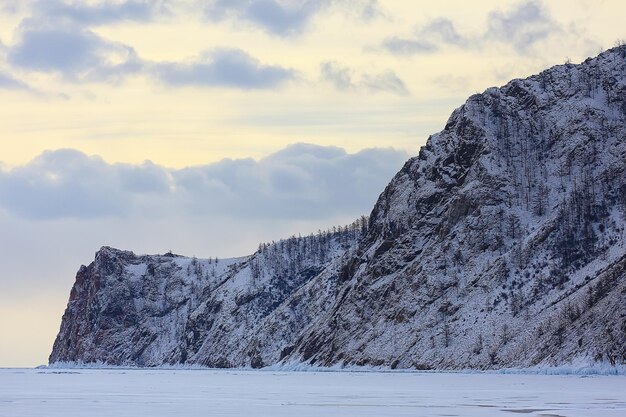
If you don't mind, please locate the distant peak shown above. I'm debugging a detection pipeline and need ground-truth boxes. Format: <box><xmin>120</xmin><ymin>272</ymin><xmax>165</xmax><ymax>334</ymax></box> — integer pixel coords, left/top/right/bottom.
<box><xmin>94</xmin><ymin>246</ymin><xmax>136</xmax><ymax>260</ymax></box>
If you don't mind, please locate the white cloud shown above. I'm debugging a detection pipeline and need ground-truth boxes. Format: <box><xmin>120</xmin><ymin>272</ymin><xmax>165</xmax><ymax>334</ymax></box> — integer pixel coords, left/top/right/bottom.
<box><xmin>0</xmin><ymin>143</ymin><xmax>407</xmax><ymax>221</ymax></box>
<box><xmin>7</xmin><ymin>22</ymin><xmax>143</xmax><ymax>82</ymax></box>
<box><xmin>5</xmin><ymin>22</ymin><xmax>296</xmax><ymax>89</ymax></box>
<box><xmin>0</xmin><ymin>149</ymin><xmax>161</xmax><ymax>219</ymax></box>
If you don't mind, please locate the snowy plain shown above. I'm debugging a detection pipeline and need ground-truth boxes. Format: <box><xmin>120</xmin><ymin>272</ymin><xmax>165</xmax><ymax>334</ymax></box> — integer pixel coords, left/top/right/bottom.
<box><xmin>1</xmin><ymin>368</ymin><xmax>625</xmax><ymax>417</ymax></box>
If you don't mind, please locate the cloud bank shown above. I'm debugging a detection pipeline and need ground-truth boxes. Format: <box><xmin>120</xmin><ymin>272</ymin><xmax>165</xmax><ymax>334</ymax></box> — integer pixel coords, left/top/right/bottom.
<box><xmin>0</xmin><ymin>144</ymin><xmax>408</xmax><ymax>221</ymax></box>
<box><xmin>5</xmin><ymin>22</ymin><xmax>294</xmax><ymax>88</ymax></box>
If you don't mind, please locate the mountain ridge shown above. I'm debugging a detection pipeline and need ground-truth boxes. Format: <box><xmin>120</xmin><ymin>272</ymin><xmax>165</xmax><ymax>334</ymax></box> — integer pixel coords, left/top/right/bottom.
<box><xmin>50</xmin><ymin>46</ymin><xmax>626</xmax><ymax>369</ymax></box>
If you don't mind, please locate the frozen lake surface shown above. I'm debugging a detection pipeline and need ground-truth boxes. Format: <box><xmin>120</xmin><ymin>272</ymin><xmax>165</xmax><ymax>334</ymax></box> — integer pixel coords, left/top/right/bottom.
<box><xmin>0</xmin><ymin>368</ymin><xmax>625</xmax><ymax>417</ymax></box>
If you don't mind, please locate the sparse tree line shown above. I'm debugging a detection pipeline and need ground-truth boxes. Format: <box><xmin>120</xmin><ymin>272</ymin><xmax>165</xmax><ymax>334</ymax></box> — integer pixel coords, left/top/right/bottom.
<box><xmin>180</xmin><ymin>216</ymin><xmax>370</xmax><ymax>285</ymax></box>
<box><xmin>250</xmin><ymin>215</ymin><xmax>369</xmax><ymax>283</ymax></box>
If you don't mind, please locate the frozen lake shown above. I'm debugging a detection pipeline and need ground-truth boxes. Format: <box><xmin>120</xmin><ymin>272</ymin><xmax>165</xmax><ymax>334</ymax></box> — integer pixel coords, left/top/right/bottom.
<box><xmin>0</xmin><ymin>368</ymin><xmax>625</xmax><ymax>417</ymax></box>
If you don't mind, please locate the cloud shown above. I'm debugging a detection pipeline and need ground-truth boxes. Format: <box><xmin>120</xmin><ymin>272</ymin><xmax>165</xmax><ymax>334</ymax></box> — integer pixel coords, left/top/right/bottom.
<box><xmin>178</xmin><ymin>145</ymin><xmax>407</xmax><ymax>221</ymax></box>
<box><xmin>5</xmin><ymin>23</ymin><xmax>292</xmax><ymax>89</ymax></box>
<box><xmin>320</xmin><ymin>62</ymin><xmax>408</xmax><ymax>95</ymax></box>
<box><xmin>7</xmin><ymin>23</ymin><xmax>143</xmax><ymax>82</ymax></box>
<box><xmin>0</xmin><ymin>149</ymin><xmax>170</xmax><ymax>219</ymax></box>
<box><xmin>381</xmin><ymin>17</ymin><xmax>465</xmax><ymax>56</ymax></box>
<box><xmin>204</xmin><ymin>0</ymin><xmax>382</xmax><ymax>37</ymax></box>
<box><xmin>206</xmin><ymin>0</ymin><xmax>326</xmax><ymax>36</ymax></box>
<box><xmin>153</xmin><ymin>48</ymin><xmax>295</xmax><ymax>89</ymax></box>
<box><xmin>0</xmin><ymin>144</ymin><xmax>408</xmax><ymax>221</ymax></box>
<box><xmin>486</xmin><ymin>0</ymin><xmax>558</xmax><ymax>52</ymax></box>
<box><xmin>1</xmin><ymin>1</ymin><xmax>22</xmax><ymax>14</ymax></box>
<box><xmin>320</xmin><ymin>62</ymin><xmax>353</xmax><ymax>91</ymax></box>
<box><xmin>422</xmin><ymin>18</ymin><xmax>467</xmax><ymax>47</ymax></box>
<box><xmin>5</xmin><ymin>23</ymin><xmax>291</xmax><ymax>89</ymax></box>
<box><xmin>30</xmin><ymin>0</ymin><xmax>165</xmax><ymax>25</ymax></box>
<box><xmin>381</xmin><ymin>1</ymin><xmax>558</xmax><ymax>56</ymax></box>
<box><xmin>165</xmin><ymin>143</ymin><xmax>409</xmax><ymax>218</ymax></box>
<box><xmin>0</xmin><ymin>71</ymin><xmax>32</xmax><ymax>91</ymax></box>
<box><xmin>356</xmin><ymin>0</ymin><xmax>381</xmax><ymax>20</ymax></box>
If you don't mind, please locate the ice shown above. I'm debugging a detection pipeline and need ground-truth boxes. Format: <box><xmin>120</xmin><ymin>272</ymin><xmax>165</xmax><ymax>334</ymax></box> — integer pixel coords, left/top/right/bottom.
<box><xmin>1</xmin><ymin>369</ymin><xmax>625</xmax><ymax>417</ymax></box>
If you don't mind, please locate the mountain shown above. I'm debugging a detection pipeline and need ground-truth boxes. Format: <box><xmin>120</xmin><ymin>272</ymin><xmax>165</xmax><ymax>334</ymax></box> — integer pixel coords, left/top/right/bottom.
<box><xmin>50</xmin><ymin>222</ymin><xmax>368</xmax><ymax>367</ymax></box>
<box><xmin>50</xmin><ymin>46</ymin><xmax>626</xmax><ymax>369</ymax></box>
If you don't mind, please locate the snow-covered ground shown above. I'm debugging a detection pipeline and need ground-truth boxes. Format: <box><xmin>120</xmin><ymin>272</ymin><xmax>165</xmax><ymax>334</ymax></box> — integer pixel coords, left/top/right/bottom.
<box><xmin>0</xmin><ymin>369</ymin><xmax>625</xmax><ymax>417</ymax></box>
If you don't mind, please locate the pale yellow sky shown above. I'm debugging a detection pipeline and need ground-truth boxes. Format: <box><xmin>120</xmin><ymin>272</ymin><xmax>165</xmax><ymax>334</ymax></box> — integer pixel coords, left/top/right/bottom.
<box><xmin>0</xmin><ymin>0</ymin><xmax>623</xmax><ymax>168</ymax></box>
<box><xmin>0</xmin><ymin>0</ymin><xmax>624</xmax><ymax>367</ymax></box>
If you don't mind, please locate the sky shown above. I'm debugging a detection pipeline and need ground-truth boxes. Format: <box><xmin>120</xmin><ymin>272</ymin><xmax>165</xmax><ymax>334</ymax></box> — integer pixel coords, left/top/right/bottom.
<box><xmin>0</xmin><ymin>0</ymin><xmax>624</xmax><ymax>367</ymax></box>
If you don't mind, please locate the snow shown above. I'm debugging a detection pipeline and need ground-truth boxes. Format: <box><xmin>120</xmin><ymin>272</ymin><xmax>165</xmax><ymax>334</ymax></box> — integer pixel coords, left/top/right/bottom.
<box><xmin>0</xmin><ymin>369</ymin><xmax>624</xmax><ymax>417</ymax></box>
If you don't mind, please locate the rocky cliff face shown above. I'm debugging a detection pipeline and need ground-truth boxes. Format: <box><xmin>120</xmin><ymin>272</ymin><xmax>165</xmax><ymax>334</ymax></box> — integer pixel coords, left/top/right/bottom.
<box><xmin>51</xmin><ymin>46</ymin><xmax>626</xmax><ymax>369</ymax></box>
<box><xmin>50</xmin><ymin>226</ymin><xmax>365</xmax><ymax>367</ymax></box>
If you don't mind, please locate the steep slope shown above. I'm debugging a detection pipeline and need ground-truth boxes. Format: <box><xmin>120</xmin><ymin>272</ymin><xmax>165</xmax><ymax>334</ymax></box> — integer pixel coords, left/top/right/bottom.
<box><xmin>51</xmin><ymin>46</ymin><xmax>626</xmax><ymax>368</ymax></box>
<box><xmin>287</xmin><ymin>46</ymin><xmax>626</xmax><ymax>369</ymax></box>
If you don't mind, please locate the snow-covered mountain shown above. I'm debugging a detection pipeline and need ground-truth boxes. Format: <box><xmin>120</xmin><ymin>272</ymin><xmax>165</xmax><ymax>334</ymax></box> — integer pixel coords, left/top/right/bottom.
<box><xmin>50</xmin><ymin>222</ymin><xmax>368</xmax><ymax>367</ymax></box>
<box><xmin>50</xmin><ymin>46</ymin><xmax>626</xmax><ymax>369</ymax></box>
